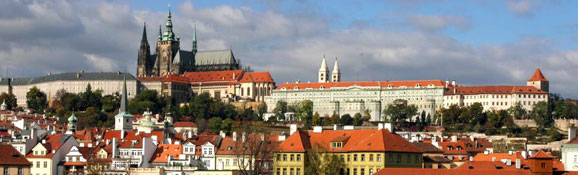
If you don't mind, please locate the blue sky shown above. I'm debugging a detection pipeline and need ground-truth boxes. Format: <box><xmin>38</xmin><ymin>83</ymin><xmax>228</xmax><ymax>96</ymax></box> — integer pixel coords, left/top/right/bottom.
<box><xmin>1</xmin><ymin>0</ymin><xmax>578</xmax><ymax>98</ymax></box>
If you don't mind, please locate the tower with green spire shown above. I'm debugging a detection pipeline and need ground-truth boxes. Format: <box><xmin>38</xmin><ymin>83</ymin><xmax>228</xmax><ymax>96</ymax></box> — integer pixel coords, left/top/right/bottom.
<box><xmin>154</xmin><ymin>5</ymin><xmax>181</xmax><ymax>77</ymax></box>
<box><xmin>192</xmin><ymin>24</ymin><xmax>197</xmax><ymax>55</ymax></box>
<box><xmin>114</xmin><ymin>76</ymin><xmax>133</xmax><ymax>131</ymax></box>
<box><xmin>66</xmin><ymin>113</ymin><xmax>77</xmax><ymax>135</ymax></box>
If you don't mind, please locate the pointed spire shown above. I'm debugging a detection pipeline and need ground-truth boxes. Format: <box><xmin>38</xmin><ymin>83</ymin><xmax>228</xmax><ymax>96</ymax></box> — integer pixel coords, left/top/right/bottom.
<box><xmin>192</xmin><ymin>24</ymin><xmax>198</xmax><ymax>54</ymax></box>
<box><xmin>333</xmin><ymin>57</ymin><xmax>340</xmax><ymax>73</ymax></box>
<box><xmin>163</xmin><ymin>4</ymin><xmax>175</xmax><ymax>41</ymax></box>
<box><xmin>157</xmin><ymin>25</ymin><xmax>162</xmax><ymax>41</ymax></box>
<box><xmin>141</xmin><ymin>22</ymin><xmax>148</xmax><ymax>42</ymax></box>
<box><xmin>320</xmin><ymin>55</ymin><xmax>328</xmax><ymax>71</ymax></box>
<box><xmin>119</xmin><ymin>74</ymin><xmax>129</xmax><ymax>113</ymax></box>
<box><xmin>528</xmin><ymin>68</ymin><xmax>548</xmax><ymax>81</ymax></box>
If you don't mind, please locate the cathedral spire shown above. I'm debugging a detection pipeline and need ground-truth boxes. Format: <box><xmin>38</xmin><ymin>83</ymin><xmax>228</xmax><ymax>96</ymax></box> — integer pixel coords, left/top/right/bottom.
<box><xmin>157</xmin><ymin>25</ymin><xmax>162</xmax><ymax>41</ymax></box>
<box><xmin>192</xmin><ymin>24</ymin><xmax>197</xmax><ymax>55</ymax></box>
<box><xmin>318</xmin><ymin>55</ymin><xmax>329</xmax><ymax>83</ymax></box>
<box><xmin>141</xmin><ymin>22</ymin><xmax>148</xmax><ymax>43</ymax></box>
<box><xmin>163</xmin><ymin>5</ymin><xmax>175</xmax><ymax>41</ymax></box>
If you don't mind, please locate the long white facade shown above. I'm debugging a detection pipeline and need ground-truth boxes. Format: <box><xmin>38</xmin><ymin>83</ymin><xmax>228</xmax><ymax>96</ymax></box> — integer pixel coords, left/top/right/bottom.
<box><xmin>265</xmin><ymin>80</ymin><xmax>446</xmax><ymax>121</ymax></box>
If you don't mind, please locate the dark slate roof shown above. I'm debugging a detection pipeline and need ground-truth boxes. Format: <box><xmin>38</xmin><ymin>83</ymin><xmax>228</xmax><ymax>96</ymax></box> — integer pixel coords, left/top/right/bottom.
<box><xmin>7</xmin><ymin>72</ymin><xmax>136</xmax><ymax>85</ymax></box>
<box><xmin>173</xmin><ymin>50</ymin><xmax>194</xmax><ymax>65</ymax></box>
<box><xmin>0</xmin><ymin>78</ymin><xmax>11</xmax><ymax>85</ymax></box>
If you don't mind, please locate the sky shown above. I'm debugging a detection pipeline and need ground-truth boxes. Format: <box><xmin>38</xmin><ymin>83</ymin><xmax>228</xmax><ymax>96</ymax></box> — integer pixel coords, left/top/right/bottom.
<box><xmin>1</xmin><ymin>0</ymin><xmax>578</xmax><ymax>98</ymax></box>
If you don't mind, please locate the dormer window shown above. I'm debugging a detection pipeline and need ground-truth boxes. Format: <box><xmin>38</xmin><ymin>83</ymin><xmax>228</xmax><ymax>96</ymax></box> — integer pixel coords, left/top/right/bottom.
<box><xmin>294</xmin><ymin>86</ymin><xmax>299</xmax><ymax>90</ymax></box>
<box><xmin>320</xmin><ymin>85</ymin><xmax>325</xmax><ymax>90</ymax></box>
<box><xmin>448</xmin><ymin>146</ymin><xmax>454</xmax><ymax>151</ymax></box>
<box><xmin>330</xmin><ymin>142</ymin><xmax>343</xmax><ymax>148</ymax></box>
<box><xmin>415</xmin><ymin>83</ymin><xmax>421</xmax><ymax>88</ymax></box>
<box><xmin>457</xmin><ymin>146</ymin><xmax>463</xmax><ymax>150</ymax></box>
<box><xmin>388</xmin><ymin>84</ymin><xmax>393</xmax><ymax>88</ymax></box>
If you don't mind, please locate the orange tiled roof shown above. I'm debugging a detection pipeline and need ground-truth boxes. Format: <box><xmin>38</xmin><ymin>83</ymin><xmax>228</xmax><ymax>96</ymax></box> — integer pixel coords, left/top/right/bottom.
<box><xmin>276</xmin><ymin>80</ymin><xmax>445</xmax><ymax>90</ymax></box>
<box><xmin>26</xmin><ymin>134</ymin><xmax>70</xmax><ymax>158</ymax></box>
<box><xmin>473</xmin><ymin>152</ymin><xmax>525</xmax><ymax>162</ymax></box>
<box><xmin>240</xmin><ymin>72</ymin><xmax>275</xmax><ymax>83</ymax></box>
<box><xmin>0</xmin><ymin>144</ymin><xmax>30</xmax><ymax>166</ymax></box>
<box><xmin>278</xmin><ymin>129</ymin><xmax>421</xmax><ymax>153</ymax></box>
<box><xmin>446</xmin><ymin>85</ymin><xmax>547</xmax><ymax>95</ymax></box>
<box><xmin>173</xmin><ymin>121</ymin><xmax>197</xmax><ymax>128</ymax></box>
<box><xmin>150</xmin><ymin>144</ymin><xmax>182</xmax><ymax>163</ymax></box>
<box><xmin>528</xmin><ymin>68</ymin><xmax>548</xmax><ymax>82</ymax></box>
<box><xmin>183</xmin><ymin>70</ymin><xmax>244</xmax><ymax>82</ymax></box>
<box><xmin>374</xmin><ymin>168</ymin><xmax>531</xmax><ymax>175</ymax></box>
<box><xmin>529</xmin><ymin>150</ymin><xmax>554</xmax><ymax>159</ymax></box>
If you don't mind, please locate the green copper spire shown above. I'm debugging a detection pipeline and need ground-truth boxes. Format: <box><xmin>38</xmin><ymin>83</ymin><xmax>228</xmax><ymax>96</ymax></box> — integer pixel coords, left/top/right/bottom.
<box><xmin>119</xmin><ymin>75</ymin><xmax>128</xmax><ymax>113</ymax></box>
<box><xmin>192</xmin><ymin>24</ymin><xmax>197</xmax><ymax>54</ymax></box>
<box><xmin>163</xmin><ymin>5</ymin><xmax>175</xmax><ymax>41</ymax></box>
<box><xmin>66</xmin><ymin>112</ymin><xmax>77</xmax><ymax>134</ymax></box>
<box><xmin>1</xmin><ymin>99</ymin><xmax>7</xmax><ymax>110</ymax></box>
<box><xmin>158</xmin><ymin>25</ymin><xmax>162</xmax><ymax>41</ymax></box>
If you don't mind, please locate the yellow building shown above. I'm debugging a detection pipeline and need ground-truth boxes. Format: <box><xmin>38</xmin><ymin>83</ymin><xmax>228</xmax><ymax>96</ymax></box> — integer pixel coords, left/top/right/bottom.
<box><xmin>26</xmin><ymin>134</ymin><xmax>77</xmax><ymax>175</ymax></box>
<box><xmin>273</xmin><ymin>128</ymin><xmax>423</xmax><ymax>175</ymax></box>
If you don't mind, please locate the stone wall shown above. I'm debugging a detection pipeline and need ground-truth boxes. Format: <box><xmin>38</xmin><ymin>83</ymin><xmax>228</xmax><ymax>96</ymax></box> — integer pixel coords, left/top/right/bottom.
<box><xmin>514</xmin><ymin>119</ymin><xmax>537</xmax><ymax>128</ymax></box>
<box><xmin>555</xmin><ymin>119</ymin><xmax>578</xmax><ymax>132</ymax></box>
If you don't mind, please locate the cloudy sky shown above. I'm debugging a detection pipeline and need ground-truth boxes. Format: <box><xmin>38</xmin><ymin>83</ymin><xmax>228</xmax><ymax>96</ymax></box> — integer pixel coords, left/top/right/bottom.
<box><xmin>1</xmin><ymin>0</ymin><xmax>578</xmax><ymax>98</ymax></box>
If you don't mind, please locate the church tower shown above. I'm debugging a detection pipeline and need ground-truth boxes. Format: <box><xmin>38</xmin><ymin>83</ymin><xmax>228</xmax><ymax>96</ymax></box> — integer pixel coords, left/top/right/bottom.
<box><xmin>154</xmin><ymin>7</ymin><xmax>181</xmax><ymax>76</ymax></box>
<box><xmin>65</xmin><ymin>113</ymin><xmax>77</xmax><ymax>135</ymax></box>
<box><xmin>527</xmin><ymin>68</ymin><xmax>549</xmax><ymax>92</ymax></box>
<box><xmin>332</xmin><ymin>57</ymin><xmax>341</xmax><ymax>82</ymax></box>
<box><xmin>137</xmin><ymin>23</ymin><xmax>151</xmax><ymax>77</ymax></box>
<box><xmin>115</xmin><ymin>76</ymin><xmax>133</xmax><ymax>131</ymax></box>
<box><xmin>318</xmin><ymin>55</ymin><xmax>329</xmax><ymax>83</ymax></box>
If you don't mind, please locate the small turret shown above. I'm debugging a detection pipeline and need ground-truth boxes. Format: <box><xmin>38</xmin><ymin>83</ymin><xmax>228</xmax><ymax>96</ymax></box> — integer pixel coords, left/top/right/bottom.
<box><xmin>66</xmin><ymin>113</ymin><xmax>77</xmax><ymax>135</ymax></box>
<box><xmin>527</xmin><ymin>68</ymin><xmax>549</xmax><ymax>92</ymax></box>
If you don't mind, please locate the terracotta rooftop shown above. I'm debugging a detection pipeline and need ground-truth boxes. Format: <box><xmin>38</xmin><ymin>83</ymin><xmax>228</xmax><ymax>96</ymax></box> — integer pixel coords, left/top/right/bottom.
<box><xmin>446</xmin><ymin>85</ymin><xmax>547</xmax><ymax>95</ymax></box>
<box><xmin>528</xmin><ymin>68</ymin><xmax>548</xmax><ymax>82</ymax></box>
<box><xmin>276</xmin><ymin>80</ymin><xmax>445</xmax><ymax>90</ymax></box>
<box><xmin>412</xmin><ymin>142</ymin><xmax>443</xmax><ymax>153</ymax></box>
<box><xmin>0</xmin><ymin>144</ymin><xmax>30</xmax><ymax>166</ymax></box>
<box><xmin>173</xmin><ymin>121</ymin><xmax>197</xmax><ymax>128</ymax></box>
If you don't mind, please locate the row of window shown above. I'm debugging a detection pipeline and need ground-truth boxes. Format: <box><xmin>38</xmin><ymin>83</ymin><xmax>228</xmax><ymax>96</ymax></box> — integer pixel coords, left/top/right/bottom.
<box><xmin>3</xmin><ymin>168</ymin><xmax>24</xmax><ymax>175</ymax></box>
<box><xmin>33</xmin><ymin>161</ymin><xmax>48</xmax><ymax>168</ymax></box>
<box><xmin>276</xmin><ymin>154</ymin><xmax>302</xmax><ymax>161</ymax></box>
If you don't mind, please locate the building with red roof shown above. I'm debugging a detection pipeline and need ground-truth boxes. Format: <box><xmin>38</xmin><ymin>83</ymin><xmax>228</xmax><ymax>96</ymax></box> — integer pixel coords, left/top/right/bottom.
<box><xmin>274</xmin><ymin>127</ymin><xmax>423</xmax><ymax>175</ymax></box>
<box><xmin>0</xmin><ymin>144</ymin><xmax>31</xmax><ymax>175</ymax></box>
<box><xmin>26</xmin><ymin>134</ymin><xmax>78</xmax><ymax>175</ymax></box>
<box><xmin>444</xmin><ymin>68</ymin><xmax>549</xmax><ymax>111</ymax></box>
<box><xmin>139</xmin><ymin>69</ymin><xmax>275</xmax><ymax>104</ymax></box>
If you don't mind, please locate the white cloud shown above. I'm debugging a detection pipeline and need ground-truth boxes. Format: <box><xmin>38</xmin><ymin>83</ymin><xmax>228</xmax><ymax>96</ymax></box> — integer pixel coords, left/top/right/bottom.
<box><xmin>506</xmin><ymin>0</ymin><xmax>539</xmax><ymax>18</ymax></box>
<box><xmin>405</xmin><ymin>14</ymin><xmax>471</xmax><ymax>32</ymax></box>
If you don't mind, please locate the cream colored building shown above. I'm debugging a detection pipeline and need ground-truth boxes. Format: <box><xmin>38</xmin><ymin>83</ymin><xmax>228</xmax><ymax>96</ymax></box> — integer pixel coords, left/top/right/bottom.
<box><xmin>26</xmin><ymin>134</ymin><xmax>77</xmax><ymax>175</ymax></box>
<box><xmin>443</xmin><ymin>68</ymin><xmax>549</xmax><ymax>111</ymax></box>
<box><xmin>0</xmin><ymin>72</ymin><xmax>137</xmax><ymax>108</ymax></box>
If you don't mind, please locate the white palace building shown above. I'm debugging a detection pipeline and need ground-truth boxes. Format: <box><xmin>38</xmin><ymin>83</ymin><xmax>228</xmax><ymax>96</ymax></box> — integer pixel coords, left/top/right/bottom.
<box><xmin>264</xmin><ymin>56</ymin><xmax>550</xmax><ymax>121</ymax></box>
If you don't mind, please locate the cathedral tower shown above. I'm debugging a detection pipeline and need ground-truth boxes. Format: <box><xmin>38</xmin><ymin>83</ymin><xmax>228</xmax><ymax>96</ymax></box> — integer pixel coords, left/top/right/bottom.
<box><xmin>332</xmin><ymin>57</ymin><xmax>341</xmax><ymax>82</ymax></box>
<box><xmin>318</xmin><ymin>55</ymin><xmax>329</xmax><ymax>83</ymax></box>
<box><xmin>154</xmin><ymin>8</ymin><xmax>181</xmax><ymax>76</ymax></box>
<box><xmin>137</xmin><ymin>23</ymin><xmax>151</xmax><ymax>77</ymax></box>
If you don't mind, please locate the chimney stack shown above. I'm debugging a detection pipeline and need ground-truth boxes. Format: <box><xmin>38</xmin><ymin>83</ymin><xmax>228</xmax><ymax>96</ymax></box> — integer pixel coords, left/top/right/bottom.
<box><xmin>313</xmin><ymin>126</ymin><xmax>323</xmax><ymax>133</ymax></box>
<box><xmin>515</xmin><ymin>159</ymin><xmax>521</xmax><ymax>169</ymax></box>
<box><xmin>289</xmin><ymin>124</ymin><xmax>297</xmax><ymax>135</ymax></box>
<box><xmin>233</xmin><ymin>132</ymin><xmax>237</xmax><ymax>141</ymax></box>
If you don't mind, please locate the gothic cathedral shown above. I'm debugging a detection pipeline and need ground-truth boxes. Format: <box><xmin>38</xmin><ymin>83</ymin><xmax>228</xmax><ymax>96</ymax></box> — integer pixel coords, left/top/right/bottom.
<box><xmin>137</xmin><ymin>9</ymin><xmax>241</xmax><ymax>77</ymax></box>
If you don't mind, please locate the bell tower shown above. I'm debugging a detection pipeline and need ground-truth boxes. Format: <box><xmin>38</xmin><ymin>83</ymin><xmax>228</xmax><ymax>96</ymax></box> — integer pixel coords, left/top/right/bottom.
<box><xmin>155</xmin><ymin>7</ymin><xmax>180</xmax><ymax>76</ymax></box>
<box><xmin>527</xmin><ymin>68</ymin><xmax>549</xmax><ymax>92</ymax></box>
<box><xmin>318</xmin><ymin>55</ymin><xmax>329</xmax><ymax>83</ymax></box>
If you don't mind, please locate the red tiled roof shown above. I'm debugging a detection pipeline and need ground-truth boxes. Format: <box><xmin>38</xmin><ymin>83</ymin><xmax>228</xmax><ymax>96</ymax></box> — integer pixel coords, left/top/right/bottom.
<box><xmin>530</xmin><ymin>150</ymin><xmax>554</xmax><ymax>159</ymax></box>
<box><xmin>528</xmin><ymin>68</ymin><xmax>548</xmax><ymax>82</ymax></box>
<box><xmin>183</xmin><ymin>70</ymin><xmax>244</xmax><ymax>82</ymax></box>
<box><xmin>173</xmin><ymin>121</ymin><xmax>197</xmax><ymax>128</ymax></box>
<box><xmin>138</xmin><ymin>76</ymin><xmax>164</xmax><ymax>82</ymax></box>
<box><xmin>150</xmin><ymin>144</ymin><xmax>182</xmax><ymax>163</ymax></box>
<box><xmin>374</xmin><ymin>168</ymin><xmax>531</xmax><ymax>175</ymax></box>
<box><xmin>26</xmin><ymin>134</ymin><xmax>70</xmax><ymax>158</ymax></box>
<box><xmin>240</xmin><ymin>72</ymin><xmax>275</xmax><ymax>83</ymax></box>
<box><xmin>276</xmin><ymin>80</ymin><xmax>445</xmax><ymax>90</ymax></box>
<box><xmin>412</xmin><ymin>142</ymin><xmax>443</xmax><ymax>153</ymax></box>
<box><xmin>278</xmin><ymin>129</ymin><xmax>421</xmax><ymax>153</ymax></box>
<box><xmin>0</xmin><ymin>144</ymin><xmax>30</xmax><ymax>165</ymax></box>
<box><xmin>474</xmin><ymin>152</ymin><xmax>525</xmax><ymax>162</ymax></box>
<box><xmin>446</xmin><ymin>85</ymin><xmax>547</xmax><ymax>95</ymax></box>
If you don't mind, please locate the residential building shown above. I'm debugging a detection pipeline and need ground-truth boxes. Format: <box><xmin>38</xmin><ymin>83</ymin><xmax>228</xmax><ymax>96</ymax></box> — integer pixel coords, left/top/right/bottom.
<box><xmin>61</xmin><ymin>145</ymin><xmax>91</xmax><ymax>175</ymax></box>
<box><xmin>25</xmin><ymin>134</ymin><xmax>77</xmax><ymax>175</ymax></box>
<box><xmin>0</xmin><ymin>144</ymin><xmax>31</xmax><ymax>175</ymax></box>
<box><xmin>412</xmin><ymin>142</ymin><xmax>452</xmax><ymax>169</ymax></box>
<box><xmin>443</xmin><ymin>68</ymin><xmax>549</xmax><ymax>111</ymax></box>
<box><xmin>562</xmin><ymin>131</ymin><xmax>578</xmax><ymax>171</ymax></box>
<box><xmin>274</xmin><ymin>127</ymin><xmax>423</xmax><ymax>175</ymax></box>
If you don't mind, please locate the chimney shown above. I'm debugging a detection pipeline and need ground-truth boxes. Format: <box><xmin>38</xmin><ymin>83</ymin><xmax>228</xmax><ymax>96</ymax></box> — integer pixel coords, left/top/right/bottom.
<box><xmin>42</xmin><ymin>139</ymin><xmax>46</xmax><ymax>144</ymax></box>
<box><xmin>378</xmin><ymin>123</ymin><xmax>384</xmax><ymax>130</ymax></box>
<box><xmin>522</xmin><ymin>151</ymin><xmax>528</xmax><ymax>159</ymax></box>
<box><xmin>233</xmin><ymin>132</ymin><xmax>237</xmax><ymax>141</ymax></box>
<box><xmin>241</xmin><ymin>132</ymin><xmax>246</xmax><ymax>142</ymax></box>
<box><xmin>515</xmin><ymin>159</ymin><xmax>521</xmax><ymax>169</ymax></box>
<box><xmin>261</xmin><ymin>134</ymin><xmax>265</xmax><ymax>141</ymax></box>
<box><xmin>445</xmin><ymin>80</ymin><xmax>449</xmax><ymax>88</ymax></box>
<box><xmin>451</xmin><ymin>80</ymin><xmax>456</xmax><ymax>87</ymax></box>
<box><xmin>278</xmin><ymin>135</ymin><xmax>286</xmax><ymax>141</ymax></box>
<box><xmin>167</xmin><ymin>155</ymin><xmax>172</xmax><ymax>161</ymax></box>
<box><xmin>492</xmin><ymin>157</ymin><xmax>496</xmax><ymax>162</ymax></box>
<box><xmin>106</xmin><ymin>139</ymin><xmax>110</xmax><ymax>145</ymax></box>
<box><xmin>121</xmin><ymin>130</ymin><xmax>125</xmax><ymax>140</ymax></box>
<box><xmin>508</xmin><ymin>150</ymin><xmax>513</xmax><ymax>155</ymax></box>
<box><xmin>289</xmin><ymin>124</ymin><xmax>297</xmax><ymax>135</ymax></box>
<box><xmin>469</xmin><ymin>156</ymin><xmax>473</xmax><ymax>161</ymax></box>
<box><xmin>384</xmin><ymin>123</ymin><xmax>393</xmax><ymax>132</ymax></box>
<box><xmin>112</xmin><ymin>138</ymin><xmax>118</xmax><ymax>157</ymax></box>
<box><xmin>506</xmin><ymin>159</ymin><xmax>512</xmax><ymax>166</ymax></box>
<box><xmin>451</xmin><ymin>135</ymin><xmax>458</xmax><ymax>142</ymax></box>
<box><xmin>569</xmin><ymin>126</ymin><xmax>577</xmax><ymax>141</ymax></box>
<box><xmin>484</xmin><ymin>150</ymin><xmax>489</xmax><ymax>155</ymax></box>
<box><xmin>219</xmin><ymin>130</ymin><xmax>226</xmax><ymax>138</ymax></box>
<box><xmin>313</xmin><ymin>126</ymin><xmax>323</xmax><ymax>133</ymax></box>
<box><xmin>333</xmin><ymin>124</ymin><xmax>339</xmax><ymax>130</ymax></box>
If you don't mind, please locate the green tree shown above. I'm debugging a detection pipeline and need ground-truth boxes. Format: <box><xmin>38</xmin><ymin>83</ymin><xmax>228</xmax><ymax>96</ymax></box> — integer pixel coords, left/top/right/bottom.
<box><xmin>312</xmin><ymin>112</ymin><xmax>321</xmax><ymax>126</ymax></box>
<box><xmin>102</xmin><ymin>92</ymin><xmax>120</xmax><ymax>113</ymax></box>
<box><xmin>508</xmin><ymin>102</ymin><xmax>528</xmax><ymax>119</ymax></box>
<box><xmin>221</xmin><ymin>118</ymin><xmax>234</xmax><ymax>134</ymax></box>
<box><xmin>208</xmin><ymin>117</ymin><xmax>222</xmax><ymax>134</ymax></box>
<box><xmin>78</xmin><ymin>84</ymin><xmax>103</xmax><ymax>111</ymax></box>
<box><xmin>0</xmin><ymin>92</ymin><xmax>17</xmax><ymax>110</ymax></box>
<box><xmin>531</xmin><ymin>101</ymin><xmax>552</xmax><ymax>129</ymax></box>
<box><xmin>353</xmin><ymin>113</ymin><xmax>363</xmax><ymax>126</ymax></box>
<box><xmin>426</xmin><ymin>113</ymin><xmax>432</xmax><ymax>126</ymax></box>
<box><xmin>26</xmin><ymin>86</ymin><xmax>48</xmax><ymax>113</ymax></box>
<box><xmin>330</xmin><ymin>112</ymin><xmax>340</xmax><ymax>125</ymax></box>
<box><xmin>340</xmin><ymin>114</ymin><xmax>353</xmax><ymax>125</ymax></box>
<box><xmin>362</xmin><ymin>109</ymin><xmax>371</xmax><ymax>122</ymax></box>
<box><xmin>129</xmin><ymin>89</ymin><xmax>165</xmax><ymax>114</ymax></box>
<box><xmin>298</xmin><ymin>100</ymin><xmax>314</xmax><ymax>128</ymax></box>
<box><xmin>382</xmin><ymin>99</ymin><xmax>417</xmax><ymax>128</ymax></box>
<box><xmin>321</xmin><ymin>154</ymin><xmax>346</xmax><ymax>175</ymax></box>
<box><xmin>257</xmin><ymin>103</ymin><xmax>267</xmax><ymax>120</ymax></box>
<box><xmin>461</xmin><ymin>103</ymin><xmax>485</xmax><ymax>129</ymax></box>
<box><xmin>196</xmin><ymin>117</ymin><xmax>208</xmax><ymax>134</ymax></box>
<box><xmin>273</xmin><ymin>101</ymin><xmax>288</xmax><ymax>121</ymax></box>
<box><xmin>304</xmin><ymin>145</ymin><xmax>323</xmax><ymax>174</ymax></box>
<box><xmin>548</xmin><ymin>128</ymin><xmax>563</xmax><ymax>142</ymax></box>
<box><xmin>61</xmin><ymin>93</ymin><xmax>80</xmax><ymax>111</ymax></box>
